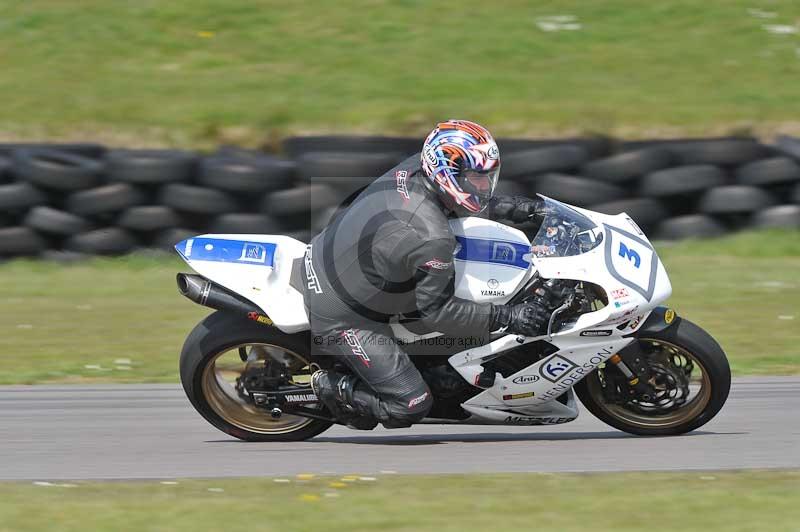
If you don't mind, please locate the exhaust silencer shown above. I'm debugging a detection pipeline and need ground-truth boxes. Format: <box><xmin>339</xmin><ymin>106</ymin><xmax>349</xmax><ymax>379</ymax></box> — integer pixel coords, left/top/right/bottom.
<box><xmin>177</xmin><ymin>273</ymin><xmax>261</xmax><ymax>316</ymax></box>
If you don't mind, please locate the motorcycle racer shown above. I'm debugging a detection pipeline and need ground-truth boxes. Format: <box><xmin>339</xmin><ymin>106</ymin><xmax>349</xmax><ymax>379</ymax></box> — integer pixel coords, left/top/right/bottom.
<box><xmin>306</xmin><ymin>120</ymin><xmax>561</xmax><ymax>429</ymax></box>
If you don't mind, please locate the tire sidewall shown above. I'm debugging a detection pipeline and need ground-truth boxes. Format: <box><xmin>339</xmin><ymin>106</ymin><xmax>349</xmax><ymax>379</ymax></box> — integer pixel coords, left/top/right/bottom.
<box><xmin>180</xmin><ymin>310</ymin><xmax>331</xmax><ymax>442</ymax></box>
<box><xmin>576</xmin><ymin>317</ymin><xmax>731</xmax><ymax>436</ymax></box>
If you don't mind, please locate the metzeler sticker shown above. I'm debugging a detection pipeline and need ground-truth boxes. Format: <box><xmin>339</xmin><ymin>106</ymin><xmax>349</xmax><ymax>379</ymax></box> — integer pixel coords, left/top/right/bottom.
<box><xmin>503</xmin><ymin>415</ymin><xmax>573</xmax><ymax>425</ymax></box>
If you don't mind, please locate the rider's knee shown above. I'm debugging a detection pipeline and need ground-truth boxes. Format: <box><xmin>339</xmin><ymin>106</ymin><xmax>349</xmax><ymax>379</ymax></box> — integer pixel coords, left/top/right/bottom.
<box><xmin>383</xmin><ymin>386</ymin><xmax>433</xmax><ymax>428</ymax></box>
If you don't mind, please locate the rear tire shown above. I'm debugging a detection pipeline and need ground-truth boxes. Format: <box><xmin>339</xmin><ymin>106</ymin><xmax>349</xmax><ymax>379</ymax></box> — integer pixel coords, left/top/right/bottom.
<box><xmin>575</xmin><ymin>318</ymin><xmax>731</xmax><ymax>436</ymax></box>
<box><xmin>180</xmin><ymin>310</ymin><xmax>332</xmax><ymax>442</ymax></box>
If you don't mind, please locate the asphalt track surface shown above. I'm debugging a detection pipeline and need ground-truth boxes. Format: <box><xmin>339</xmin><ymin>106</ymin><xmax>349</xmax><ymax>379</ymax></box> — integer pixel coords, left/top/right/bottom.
<box><xmin>1</xmin><ymin>377</ymin><xmax>797</xmax><ymax>480</ymax></box>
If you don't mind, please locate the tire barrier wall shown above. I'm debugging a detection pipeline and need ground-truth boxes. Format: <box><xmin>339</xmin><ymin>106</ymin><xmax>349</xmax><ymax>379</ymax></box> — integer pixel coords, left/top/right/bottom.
<box><xmin>1</xmin><ymin>136</ymin><xmax>800</xmax><ymax>259</ymax></box>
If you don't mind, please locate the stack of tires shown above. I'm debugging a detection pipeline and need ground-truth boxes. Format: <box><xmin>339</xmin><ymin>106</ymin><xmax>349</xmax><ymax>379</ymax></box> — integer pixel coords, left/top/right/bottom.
<box><xmin>491</xmin><ymin>136</ymin><xmax>800</xmax><ymax>238</ymax></box>
<box><xmin>0</xmin><ymin>145</ymin><xmax>300</xmax><ymax>259</ymax></box>
<box><xmin>277</xmin><ymin>136</ymin><xmax>418</xmax><ymax>242</ymax></box>
<box><xmin>1</xmin><ymin>135</ymin><xmax>799</xmax><ymax>260</ymax></box>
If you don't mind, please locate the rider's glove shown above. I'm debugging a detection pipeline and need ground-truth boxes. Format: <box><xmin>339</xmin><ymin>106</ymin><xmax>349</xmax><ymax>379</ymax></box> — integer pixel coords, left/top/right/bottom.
<box><xmin>491</xmin><ymin>279</ymin><xmax>575</xmax><ymax>336</ymax></box>
<box><xmin>487</xmin><ymin>196</ymin><xmax>544</xmax><ymax>224</ymax></box>
<box><xmin>493</xmin><ymin>302</ymin><xmax>550</xmax><ymax>337</ymax></box>
<box><xmin>533</xmin><ymin>279</ymin><xmax>573</xmax><ymax>310</ymax></box>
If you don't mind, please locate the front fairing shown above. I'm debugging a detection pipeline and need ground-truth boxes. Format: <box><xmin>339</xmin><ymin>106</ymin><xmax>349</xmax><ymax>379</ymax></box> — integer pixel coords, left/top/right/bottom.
<box><xmin>529</xmin><ymin>198</ymin><xmax>604</xmax><ymax>259</ymax></box>
<box><xmin>530</xmin><ymin>197</ymin><xmax>672</xmax><ymax>333</ymax></box>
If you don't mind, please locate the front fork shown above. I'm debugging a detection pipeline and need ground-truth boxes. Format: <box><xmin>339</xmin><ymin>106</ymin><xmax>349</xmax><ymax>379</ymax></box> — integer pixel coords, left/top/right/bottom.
<box><xmin>606</xmin><ymin>306</ymin><xmax>682</xmax><ymax>401</ymax></box>
<box><xmin>606</xmin><ymin>341</ymin><xmax>657</xmax><ymax>401</ymax></box>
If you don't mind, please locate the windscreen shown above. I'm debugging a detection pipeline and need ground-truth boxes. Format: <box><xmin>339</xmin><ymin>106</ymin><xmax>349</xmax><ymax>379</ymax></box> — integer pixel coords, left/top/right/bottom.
<box><xmin>530</xmin><ymin>197</ymin><xmax>603</xmax><ymax>258</ymax></box>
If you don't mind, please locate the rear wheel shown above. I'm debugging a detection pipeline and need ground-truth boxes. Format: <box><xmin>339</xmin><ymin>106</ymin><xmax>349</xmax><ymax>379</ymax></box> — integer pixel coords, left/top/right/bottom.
<box><xmin>575</xmin><ymin>318</ymin><xmax>731</xmax><ymax>436</ymax></box>
<box><xmin>180</xmin><ymin>311</ymin><xmax>332</xmax><ymax>441</ymax></box>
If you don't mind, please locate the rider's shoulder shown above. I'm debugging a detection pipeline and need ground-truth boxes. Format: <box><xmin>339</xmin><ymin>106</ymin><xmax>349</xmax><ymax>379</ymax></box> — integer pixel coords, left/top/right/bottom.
<box><xmin>406</xmin><ymin>204</ymin><xmax>452</xmax><ymax>241</ymax></box>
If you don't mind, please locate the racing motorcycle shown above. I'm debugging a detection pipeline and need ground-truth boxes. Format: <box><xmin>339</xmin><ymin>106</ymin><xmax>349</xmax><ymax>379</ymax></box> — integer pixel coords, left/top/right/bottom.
<box><xmin>175</xmin><ymin>196</ymin><xmax>731</xmax><ymax>441</ymax></box>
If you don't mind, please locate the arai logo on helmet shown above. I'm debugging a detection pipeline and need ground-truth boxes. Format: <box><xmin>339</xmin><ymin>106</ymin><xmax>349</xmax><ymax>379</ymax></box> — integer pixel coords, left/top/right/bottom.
<box><xmin>423</xmin><ymin>145</ymin><xmax>438</xmax><ymax>167</ymax></box>
<box><xmin>487</xmin><ymin>144</ymin><xmax>499</xmax><ymax>160</ymax></box>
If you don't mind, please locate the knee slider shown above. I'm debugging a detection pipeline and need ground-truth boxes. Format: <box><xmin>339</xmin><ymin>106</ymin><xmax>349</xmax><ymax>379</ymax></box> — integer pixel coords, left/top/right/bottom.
<box><xmin>401</xmin><ymin>387</ymin><xmax>434</xmax><ymax>423</ymax></box>
<box><xmin>379</xmin><ymin>387</ymin><xmax>433</xmax><ymax>428</ymax></box>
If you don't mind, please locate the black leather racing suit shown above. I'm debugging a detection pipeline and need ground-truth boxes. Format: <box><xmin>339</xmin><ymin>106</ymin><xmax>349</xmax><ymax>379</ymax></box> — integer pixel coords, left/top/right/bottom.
<box><xmin>303</xmin><ymin>154</ymin><xmax>508</xmax><ymax>428</ymax></box>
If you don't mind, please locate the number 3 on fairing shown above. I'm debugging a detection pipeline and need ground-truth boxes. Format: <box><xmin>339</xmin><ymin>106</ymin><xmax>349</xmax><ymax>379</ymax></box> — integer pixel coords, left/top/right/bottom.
<box><xmin>618</xmin><ymin>242</ymin><xmax>641</xmax><ymax>268</ymax></box>
<box><xmin>603</xmin><ymin>224</ymin><xmax>658</xmax><ymax>301</ymax></box>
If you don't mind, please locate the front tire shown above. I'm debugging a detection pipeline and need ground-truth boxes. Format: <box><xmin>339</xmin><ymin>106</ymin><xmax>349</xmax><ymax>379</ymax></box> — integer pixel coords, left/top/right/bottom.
<box><xmin>575</xmin><ymin>318</ymin><xmax>731</xmax><ymax>436</ymax></box>
<box><xmin>180</xmin><ymin>311</ymin><xmax>332</xmax><ymax>442</ymax></box>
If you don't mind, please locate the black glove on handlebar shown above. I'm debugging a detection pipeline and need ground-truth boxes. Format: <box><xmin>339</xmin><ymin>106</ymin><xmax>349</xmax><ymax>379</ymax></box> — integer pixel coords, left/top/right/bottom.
<box><xmin>491</xmin><ymin>279</ymin><xmax>575</xmax><ymax>337</ymax></box>
<box><xmin>534</xmin><ymin>279</ymin><xmax>573</xmax><ymax>310</ymax></box>
<box><xmin>488</xmin><ymin>196</ymin><xmax>544</xmax><ymax>224</ymax></box>
<box><xmin>494</xmin><ymin>302</ymin><xmax>550</xmax><ymax>337</ymax></box>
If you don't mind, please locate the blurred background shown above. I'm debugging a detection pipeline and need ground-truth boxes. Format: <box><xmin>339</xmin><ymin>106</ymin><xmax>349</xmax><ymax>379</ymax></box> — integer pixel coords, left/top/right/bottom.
<box><xmin>0</xmin><ymin>2</ymin><xmax>798</xmax><ymax>529</ymax></box>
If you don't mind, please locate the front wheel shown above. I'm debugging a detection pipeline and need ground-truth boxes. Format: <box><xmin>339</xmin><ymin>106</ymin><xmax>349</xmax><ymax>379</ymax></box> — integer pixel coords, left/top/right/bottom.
<box><xmin>180</xmin><ymin>311</ymin><xmax>333</xmax><ymax>442</ymax></box>
<box><xmin>575</xmin><ymin>317</ymin><xmax>731</xmax><ymax>436</ymax></box>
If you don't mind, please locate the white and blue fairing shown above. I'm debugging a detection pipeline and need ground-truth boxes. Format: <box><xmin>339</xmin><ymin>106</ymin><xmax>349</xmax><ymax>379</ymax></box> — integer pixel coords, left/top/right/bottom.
<box><xmin>173</xmin><ymin>196</ymin><xmax>671</xmax><ymax>347</ymax></box>
<box><xmin>448</xmin><ymin>196</ymin><xmax>672</xmax><ymax>332</ymax></box>
<box><xmin>446</xmin><ymin>196</ymin><xmax>673</xmax><ymax>422</ymax></box>
<box><xmin>449</xmin><ymin>217</ymin><xmax>533</xmax><ymax>305</ymax></box>
<box><xmin>175</xmin><ymin>234</ymin><xmax>310</xmax><ymax>333</ymax></box>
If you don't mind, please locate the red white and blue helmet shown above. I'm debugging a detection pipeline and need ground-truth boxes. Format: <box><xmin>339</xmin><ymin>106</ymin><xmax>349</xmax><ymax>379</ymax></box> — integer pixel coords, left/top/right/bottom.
<box><xmin>421</xmin><ymin>119</ymin><xmax>500</xmax><ymax>214</ymax></box>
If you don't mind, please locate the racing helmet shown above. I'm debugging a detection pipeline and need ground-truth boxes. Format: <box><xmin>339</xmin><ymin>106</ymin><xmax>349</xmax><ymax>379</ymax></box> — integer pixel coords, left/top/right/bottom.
<box><xmin>421</xmin><ymin>119</ymin><xmax>500</xmax><ymax>214</ymax></box>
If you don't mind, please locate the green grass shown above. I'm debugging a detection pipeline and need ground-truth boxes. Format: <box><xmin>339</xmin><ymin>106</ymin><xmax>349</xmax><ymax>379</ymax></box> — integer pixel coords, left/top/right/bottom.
<box><xmin>657</xmin><ymin>230</ymin><xmax>800</xmax><ymax>375</ymax></box>
<box><xmin>1</xmin><ymin>1</ymin><xmax>799</xmax><ymax>147</ymax></box>
<box><xmin>0</xmin><ymin>253</ymin><xmax>208</xmax><ymax>384</ymax></box>
<box><xmin>0</xmin><ymin>230</ymin><xmax>797</xmax><ymax>385</ymax></box>
<box><xmin>0</xmin><ymin>471</ymin><xmax>798</xmax><ymax>532</ymax></box>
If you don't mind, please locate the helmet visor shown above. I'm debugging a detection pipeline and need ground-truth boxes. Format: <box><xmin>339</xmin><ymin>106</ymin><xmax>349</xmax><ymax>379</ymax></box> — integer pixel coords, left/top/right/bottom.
<box><xmin>462</xmin><ymin>167</ymin><xmax>499</xmax><ymax>205</ymax></box>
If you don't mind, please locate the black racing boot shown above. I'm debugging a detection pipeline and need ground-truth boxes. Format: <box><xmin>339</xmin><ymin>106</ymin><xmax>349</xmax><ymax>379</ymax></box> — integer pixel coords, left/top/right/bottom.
<box><xmin>310</xmin><ymin>370</ymin><xmax>378</xmax><ymax>430</ymax></box>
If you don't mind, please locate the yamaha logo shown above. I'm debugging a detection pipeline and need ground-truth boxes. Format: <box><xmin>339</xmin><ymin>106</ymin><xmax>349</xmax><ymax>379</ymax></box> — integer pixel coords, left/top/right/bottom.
<box><xmin>481</xmin><ymin>289</ymin><xmax>506</xmax><ymax>296</ymax></box>
<box><xmin>481</xmin><ymin>278</ymin><xmax>504</xmax><ymax>296</ymax></box>
<box><xmin>284</xmin><ymin>393</ymin><xmax>318</xmax><ymax>403</ymax></box>
<box><xmin>487</xmin><ymin>144</ymin><xmax>499</xmax><ymax>160</ymax></box>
